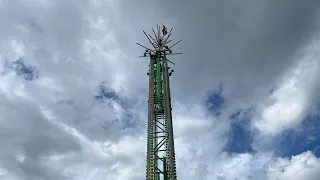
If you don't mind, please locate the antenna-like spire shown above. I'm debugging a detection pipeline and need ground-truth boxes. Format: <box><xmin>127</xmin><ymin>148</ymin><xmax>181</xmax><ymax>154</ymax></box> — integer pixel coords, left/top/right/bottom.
<box><xmin>137</xmin><ymin>25</ymin><xmax>182</xmax><ymax>56</ymax></box>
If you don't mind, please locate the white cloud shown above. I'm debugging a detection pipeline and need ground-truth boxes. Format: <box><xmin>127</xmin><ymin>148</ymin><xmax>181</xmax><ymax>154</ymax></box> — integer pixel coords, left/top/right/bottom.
<box><xmin>267</xmin><ymin>151</ymin><xmax>320</xmax><ymax>180</ymax></box>
<box><xmin>0</xmin><ymin>0</ymin><xmax>320</xmax><ymax>180</ymax></box>
<box><xmin>211</xmin><ymin>152</ymin><xmax>272</xmax><ymax>180</ymax></box>
<box><xmin>253</xmin><ymin>36</ymin><xmax>320</xmax><ymax>135</ymax></box>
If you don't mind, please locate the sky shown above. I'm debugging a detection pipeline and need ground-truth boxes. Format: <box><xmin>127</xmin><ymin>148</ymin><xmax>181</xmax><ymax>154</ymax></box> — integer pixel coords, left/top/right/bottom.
<box><xmin>1</xmin><ymin>0</ymin><xmax>320</xmax><ymax>179</ymax></box>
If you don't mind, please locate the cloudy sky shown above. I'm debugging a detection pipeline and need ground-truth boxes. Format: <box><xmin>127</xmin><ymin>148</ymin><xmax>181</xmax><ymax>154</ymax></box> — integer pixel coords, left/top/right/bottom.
<box><xmin>1</xmin><ymin>0</ymin><xmax>320</xmax><ymax>179</ymax></box>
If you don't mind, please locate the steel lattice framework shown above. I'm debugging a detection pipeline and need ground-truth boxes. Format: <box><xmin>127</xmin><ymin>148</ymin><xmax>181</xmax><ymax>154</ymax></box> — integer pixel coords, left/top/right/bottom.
<box><xmin>137</xmin><ymin>25</ymin><xmax>182</xmax><ymax>180</ymax></box>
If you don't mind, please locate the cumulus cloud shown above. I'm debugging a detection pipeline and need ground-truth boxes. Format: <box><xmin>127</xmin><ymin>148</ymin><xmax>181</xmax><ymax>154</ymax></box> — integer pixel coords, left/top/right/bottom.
<box><xmin>267</xmin><ymin>151</ymin><xmax>320</xmax><ymax>180</ymax></box>
<box><xmin>1</xmin><ymin>0</ymin><xmax>320</xmax><ymax>180</ymax></box>
<box><xmin>0</xmin><ymin>0</ymin><xmax>146</xmax><ymax>179</ymax></box>
<box><xmin>253</xmin><ymin>35</ymin><xmax>320</xmax><ymax>135</ymax></box>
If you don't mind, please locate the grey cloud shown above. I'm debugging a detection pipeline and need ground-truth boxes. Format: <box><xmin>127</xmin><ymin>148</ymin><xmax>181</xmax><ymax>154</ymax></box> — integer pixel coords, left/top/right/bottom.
<box><xmin>0</xmin><ymin>0</ymin><xmax>89</xmax><ymax>58</ymax></box>
<box><xmin>1</xmin><ymin>0</ymin><xmax>320</xmax><ymax>179</ymax></box>
<box><xmin>121</xmin><ymin>0</ymin><xmax>320</xmax><ymax>107</ymax></box>
<box><xmin>0</xmin><ymin>0</ymin><xmax>138</xmax><ymax>139</ymax></box>
<box><xmin>0</xmin><ymin>96</ymin><xmax>81</xmax><ymax>179</ymax></box>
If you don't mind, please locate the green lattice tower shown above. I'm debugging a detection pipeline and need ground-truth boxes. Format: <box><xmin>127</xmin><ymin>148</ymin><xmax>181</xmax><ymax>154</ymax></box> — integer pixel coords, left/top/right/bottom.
<box><xmin>137</xmin><ymin>25</ymin><xmax>182</xmax><ymax>180</ymax></box>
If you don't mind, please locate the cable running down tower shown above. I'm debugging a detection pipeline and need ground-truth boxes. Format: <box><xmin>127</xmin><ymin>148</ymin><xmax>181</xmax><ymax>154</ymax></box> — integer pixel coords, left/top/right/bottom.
<box><xmin>137</xmin><ymin>25</ymin><xmax>182</xmax><ymax>180</ymax></box>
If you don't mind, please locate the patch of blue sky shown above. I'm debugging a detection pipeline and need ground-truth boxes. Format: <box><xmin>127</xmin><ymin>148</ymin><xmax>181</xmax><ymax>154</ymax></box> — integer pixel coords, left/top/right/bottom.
<box><xmin>11</xmin><ymin>57</ymin><xmax>39</xmax><ymax>81</ymax></box>
<box><xmin>94</xmin><ymin>85</ymin><xmax>121</xmax><ymax>103</ymax></box>
<box><xmin>205</xmin><ymin>84</ymin><xmax>226</xmax><ymax>116</ymax></box>
<box><xmin>205</xmin><ymin>85</ymin><xmax>256</xmax><ymax>154</ymax></box>
<box><xmin>276</xmin><ymin>114</ymin><xmax>320</xmax><ymax>158</ymax></box>
<box><xmin>94</xmin><ymin>84</ymin><xmax>143</xmax><ymax>135</ymax></box>
<box><xmin>224</xmin><ymin>108</ymin><xmax>256</xmax><ymax>154</ymax></box>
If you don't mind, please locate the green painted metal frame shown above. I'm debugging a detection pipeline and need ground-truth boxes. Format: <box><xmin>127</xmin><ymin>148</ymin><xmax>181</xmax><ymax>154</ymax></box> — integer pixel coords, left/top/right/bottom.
<box><xmin>146</xmin><ymin>50</ymin><xmax>177</xmax><ymax>180</ymax></box>
<box><xmin>137</xmin><ymin>25</ymin><xmax>181</xmax><ymax>180</ymax></box>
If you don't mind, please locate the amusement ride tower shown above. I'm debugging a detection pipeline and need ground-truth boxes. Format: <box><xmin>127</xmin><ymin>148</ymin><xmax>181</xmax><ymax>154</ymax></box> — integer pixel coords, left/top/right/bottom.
<box><xmin>137</xmin><ymin>25</ymin><xmax>182</xmax><ymax>180</ymax></box>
